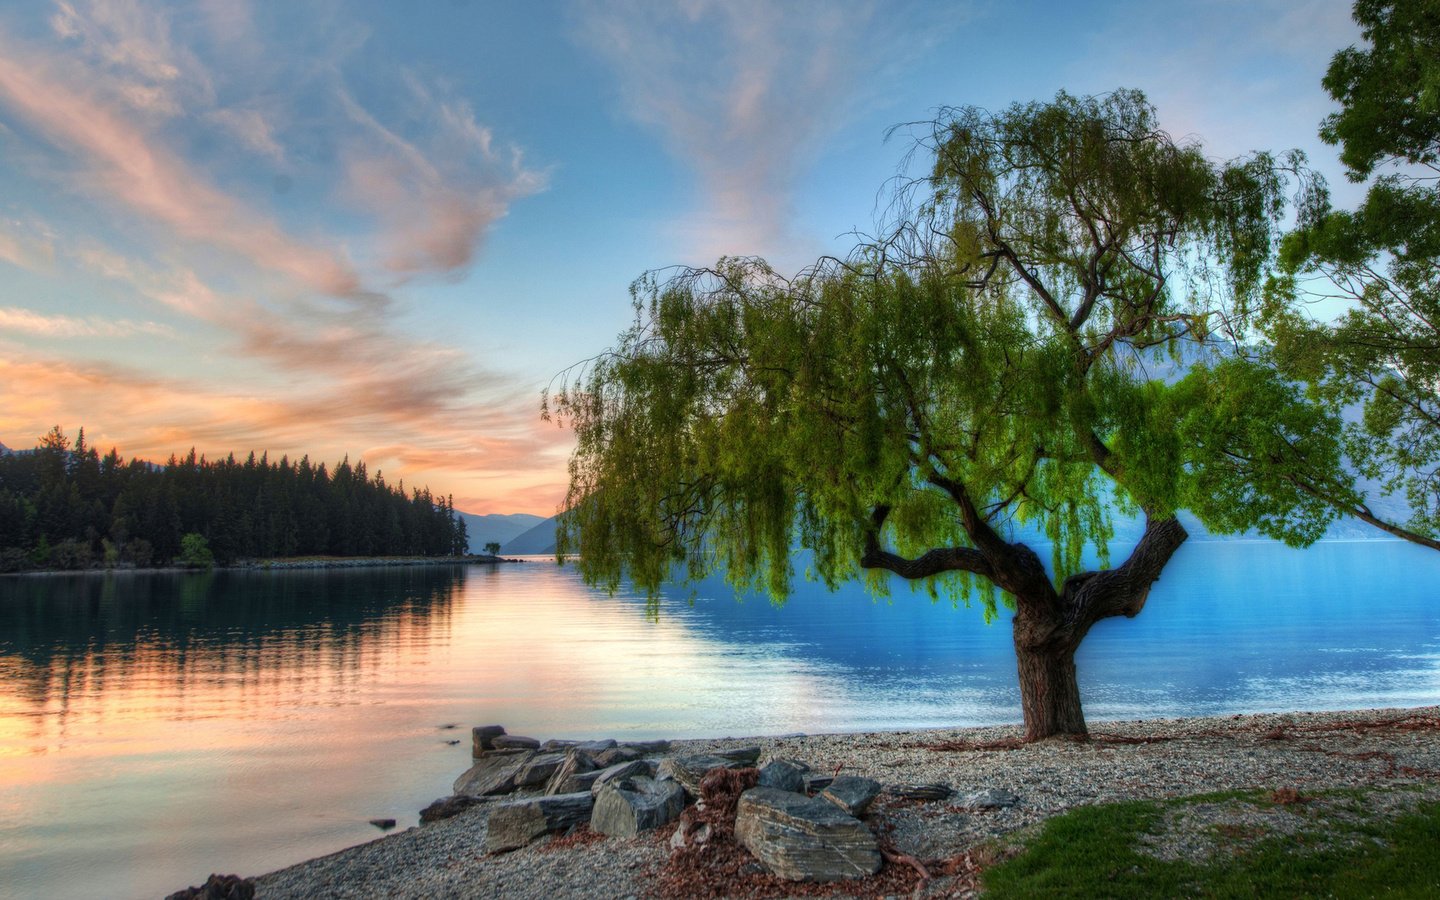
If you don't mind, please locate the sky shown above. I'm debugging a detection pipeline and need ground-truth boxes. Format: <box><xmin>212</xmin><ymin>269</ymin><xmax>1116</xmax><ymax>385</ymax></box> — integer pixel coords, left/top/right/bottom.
<box><xmin>0</xmin><ymin>0</ymin><xmax>1363</xmax><ymax>515</ymax></box>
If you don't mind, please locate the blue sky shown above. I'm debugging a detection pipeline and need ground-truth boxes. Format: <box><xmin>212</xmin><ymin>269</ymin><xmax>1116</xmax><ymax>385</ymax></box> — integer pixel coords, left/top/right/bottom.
<box><xmin>0</xmin><ymin>0</ymin><xmax>1359</xmax><ymax>513</ymax></box>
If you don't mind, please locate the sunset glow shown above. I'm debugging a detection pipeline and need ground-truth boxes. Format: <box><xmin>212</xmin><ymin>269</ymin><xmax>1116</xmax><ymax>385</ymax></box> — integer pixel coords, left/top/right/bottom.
<box><xmin>0</xmin><ymin>1</ymin><xmax>1360</xmax><ymax>514</ymax></box>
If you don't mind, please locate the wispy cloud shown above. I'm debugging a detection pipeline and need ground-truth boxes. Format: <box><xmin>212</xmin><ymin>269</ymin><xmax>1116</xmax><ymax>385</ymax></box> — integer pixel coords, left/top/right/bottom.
<box><xmin>0</xmin><ymin>218</ymin><xmax>54</xmax><ymax>271</ymax></box>
<box><xmin>0</xmin><ymin>306</ymin><xmax>174</xmax><ymax>338</ymax></box>
<box><xmin>0</xmin><ymin>348</ymin><xmax>573</xmax><ymax>513</ymax></box>
<box><xmin>207</xmin><ymin>106</ymin><xmax>286</xmax><ymax>165</ymax></box>
<box><xmin>49</xmin><ymin>0</ymin><xmax>210</xmax><ymax>119</ymax></box>
<box><xmin>337</xmin><ymin>74</ymin><xmax>547</xmax><ymax>279</ymax></box>
<box><xmin>0</xmin><ymin>44</ymin><xmax>361</xmax><ymax>295</ymax></box>
<box><xmin>0</xmin><ymin>0</ymin><xmax>558</xmax><ymax>511</ymax></box>
<box><xmin>574</xmin><ymin>0</ymin><xmax>950</xmax><ymax>263</ymax></box>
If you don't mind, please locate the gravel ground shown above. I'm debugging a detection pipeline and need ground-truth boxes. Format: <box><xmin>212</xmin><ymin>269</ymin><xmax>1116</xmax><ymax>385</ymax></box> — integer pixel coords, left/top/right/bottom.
<box><xmin>249</xmin><ymin>706</ymin><xmax>1440</xmax><ymax>899</ymax></box>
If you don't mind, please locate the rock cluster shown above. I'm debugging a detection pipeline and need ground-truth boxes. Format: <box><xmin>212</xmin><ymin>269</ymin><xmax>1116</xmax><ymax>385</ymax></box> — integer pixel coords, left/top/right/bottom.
<box><xmin>421</xmin><ymin>724</ymin><xmax>989</xmax><ymax>882</ymax></box>
<box><xmin>164</xmin><ymin>874</ymin><xmax>255</xmax><ymax>900</ymax></box>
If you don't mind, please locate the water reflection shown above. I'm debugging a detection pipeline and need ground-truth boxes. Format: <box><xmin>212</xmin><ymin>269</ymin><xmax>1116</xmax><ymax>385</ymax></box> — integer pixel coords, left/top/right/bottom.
<box><xmin>0</xmin><ymin>568</ymin><xmax>464</xmax><ymax>754</ymax></box>
<box><xmin>0</xmin><ymin>542</ymin><xmax>1437</xmax><ymax>898</ymax></box>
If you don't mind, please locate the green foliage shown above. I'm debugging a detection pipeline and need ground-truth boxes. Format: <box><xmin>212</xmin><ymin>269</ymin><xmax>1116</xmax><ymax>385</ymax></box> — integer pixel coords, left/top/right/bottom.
<box><xmin>0</xmin><ymin>427</ymin><xmax>469</xmax><ymax>568</ymax></box>
<box><xmin>1167</xmin><ymin>359</ymin><xmax>1354</xmax><ymax>546</ymax></box>
<box><xmin>177</xmin><ymin>532</ymin><xmax>215</xmax><ymax>569</ymax></box>
<box><xmin>1320</xmin><ymin>0</ymin><xmax>1440</xmax><ymax>181</ymax></box>
<box><xmin>1262</xmin><ymin>0</ymin><xmax>1440</xmax><ymax>543</ymax></box>
<box><xmin>552</xmin><ymin>90</ymin><xmax>1340</xmax><ymax>606</ymax></box>
<box><xmin>982</xmin><ymin>789</ymin><xmax>1440</xmax><ymax>898</ymax></box>
<box><xmin>483</xmin><ymin>541</ymin><xmax>501</xmax><ymax>556</ymax></box>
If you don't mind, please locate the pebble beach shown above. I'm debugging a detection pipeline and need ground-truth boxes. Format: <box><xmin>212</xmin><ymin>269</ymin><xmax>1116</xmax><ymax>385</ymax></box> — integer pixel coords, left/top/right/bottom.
<box><xmin>240</xmin><ymin>706</ymin><xmax>1440</xmax><ymax>898</ymax></box>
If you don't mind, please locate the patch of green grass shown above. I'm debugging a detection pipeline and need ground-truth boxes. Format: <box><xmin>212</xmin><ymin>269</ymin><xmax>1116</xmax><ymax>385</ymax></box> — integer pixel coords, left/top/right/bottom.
<box><xmin>981</xmin><ymin>790</ymin><xmax>1440</xmax><ymax>899</ymax></box>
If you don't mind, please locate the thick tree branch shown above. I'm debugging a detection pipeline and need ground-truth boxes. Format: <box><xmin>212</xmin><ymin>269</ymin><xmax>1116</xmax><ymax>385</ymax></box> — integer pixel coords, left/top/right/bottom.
<box><xmin>1059</xmin><ymin>514</ymin><xmax>1188</xmax><ymax>627</ymax></box>
<box><xmin>859</xmin><ymin>504</ymin><xmax>995</xmax><ymax>580</ymax></box>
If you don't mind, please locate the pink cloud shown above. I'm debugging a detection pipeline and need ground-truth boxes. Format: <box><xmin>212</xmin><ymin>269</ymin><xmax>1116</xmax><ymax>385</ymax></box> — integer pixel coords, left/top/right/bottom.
<box><xmin>0</xmin><ymin>306</ymin><xmax>174</xmax><ymax>338</ymax></box>
<box><xmin>0</xmin><ymin>43</ymin><xmax>359</xmax><ymax>296</ymax></box>
<box><xmin>0</xmin><ymin>4</ymin><xmax>558</xmax><ymax>513</ymax></box>
<box><xmin>0</xmin><ymin>350</ymin><xmax>571</xmax><ymax>514</ymax></box>
<box><xmin>575</xmin><ymin>0</ymin><xmax>938</xmax><ymax>265</ymax></box>
<box><xmin>337</xmin><ymin>80</ymin><xmax>546</xmax><ymax>278</ymax></box>
<box><xmin>207</xmin><ymin>106</ymin><xmax>286</xmax><ymax>165</ymax></box>
<box><xmin>0</xmin><ymin>219</ymin><xmax>54</xmax><ymax>271</ymax></box>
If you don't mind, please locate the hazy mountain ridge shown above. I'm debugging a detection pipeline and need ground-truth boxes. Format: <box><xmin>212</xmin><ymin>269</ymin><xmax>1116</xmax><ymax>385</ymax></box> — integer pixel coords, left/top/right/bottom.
<box><xmin>500</xmin><ymin>515</ymin><xmax>562</xmax><ymax>555</ymax></box>
<box><xmin>460</xmin><ymin>513</ymin><xmax>546</xmax><ymax>552</ymax></box>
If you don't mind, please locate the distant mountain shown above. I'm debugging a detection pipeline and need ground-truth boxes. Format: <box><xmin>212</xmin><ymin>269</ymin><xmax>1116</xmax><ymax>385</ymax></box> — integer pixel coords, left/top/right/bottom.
<box><xmin>501</xmin><ymin>514</ymin><xmax>560</xmax><ymax>555</ymax></box>
<box><xmin>0</xmin><ymin>441</ymin><xmax>9</xmax><ymax>455</ymax></box>
<box><xmin>461</xmin><ymin>512</ymin><xmax>546</xmax><ymax>553</ymax></box>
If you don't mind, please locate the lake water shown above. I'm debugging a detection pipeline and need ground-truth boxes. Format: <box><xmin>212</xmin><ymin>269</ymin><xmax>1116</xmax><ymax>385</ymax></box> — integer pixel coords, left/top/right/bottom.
<box><xmin>1</xmin><ymin>540</ymin><xmax>1439</xmax><ymax>898</ymax></box>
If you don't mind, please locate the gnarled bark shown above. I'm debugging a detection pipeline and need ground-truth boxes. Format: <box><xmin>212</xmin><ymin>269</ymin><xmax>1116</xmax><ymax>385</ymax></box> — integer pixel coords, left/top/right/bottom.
<box><xmin>862</xmin><ymin>509</ymin><xmax>1189</xmax><ymax>741</ymax></box>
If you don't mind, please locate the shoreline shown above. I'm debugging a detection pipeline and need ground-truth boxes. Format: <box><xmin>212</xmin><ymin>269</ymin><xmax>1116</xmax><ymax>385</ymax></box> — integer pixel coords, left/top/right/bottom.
<box><xmin>246</xmin><ymin>704</ymin><xmax>1440</xmax><ymax>899</ymax></box>
<box><xmin>0</xmin><ymin>554</ymin><xmax>523</xmax><ymax>578</ymax></box>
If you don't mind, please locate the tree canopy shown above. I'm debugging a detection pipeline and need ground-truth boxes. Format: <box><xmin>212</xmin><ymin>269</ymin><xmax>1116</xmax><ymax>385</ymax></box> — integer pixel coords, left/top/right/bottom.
<box><xmin>551</xmin><ymin>90</ymin><xmax>1346</xmax><ymax>739</ymax></box>
<box><xmin>0</xmin><ymin>427</ymin><xmax>469</xmax><ymax>571</ymax></box>
<box><xmin>1262</xmin><ymin>0</ymin><xmax>1440</xmax><ymax>550</ymax></box>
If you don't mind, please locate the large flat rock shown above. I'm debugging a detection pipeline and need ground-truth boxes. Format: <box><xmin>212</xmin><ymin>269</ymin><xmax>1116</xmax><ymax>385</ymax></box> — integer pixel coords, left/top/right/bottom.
<box><xmin>544</xmin><ymin>749</ymin><xmax>599</xmax><ymax>795</ymax></box>
<box><xmin>453</xmin><ymin>749</ymin><xmax>534</xmax><ymax>797</ymax></box>
<box><xmin>514</xmin><ymin>753</ymin><xmax>567</xmax><ymax>788</ymax></box>
<box><xmin>757</xmin><ymin>759</ymin><xmax>807</xmax><ymax>793</ymax></box>
<box><xmin>483</xmin><ymin>792</ymin><xmax>594</xmax><ymax>853</ymax></box>
<box><xmin>734</xmin><ymin>787</ymin><xmax>881</xmax><ymax>882</ymax></box>
<box><xmin>655</xmin><ymin>754</ymin><xmax>748</xmax><ymax>798</ymax></box>
<box><xmin>819</xmin><ymin>775</ymin><xmax>882</xmax><ymax>817</ymax></box>
<box><xmin>591</xmin><ymin>759</ymin><xmax>657</xmax><ymax>796</ymax></box>
<box><xmin>590</xmin><ymin>776</ymin><xmax>686</xmax><ymax>838</ymax></box>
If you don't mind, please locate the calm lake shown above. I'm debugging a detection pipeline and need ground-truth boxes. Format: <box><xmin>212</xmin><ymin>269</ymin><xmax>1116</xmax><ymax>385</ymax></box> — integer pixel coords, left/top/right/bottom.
<box><xmin>2</xmin><ymin>540</ymin><xmax>1439</xmax><ymax>898</ymax></box>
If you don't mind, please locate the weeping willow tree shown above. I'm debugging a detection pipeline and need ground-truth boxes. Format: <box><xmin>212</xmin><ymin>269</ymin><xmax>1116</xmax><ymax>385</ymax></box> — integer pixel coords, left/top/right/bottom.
<box><xmin>548</xmin><ymin>90</ymin><xmax>1350</xmax><ymax>740</ymax></box>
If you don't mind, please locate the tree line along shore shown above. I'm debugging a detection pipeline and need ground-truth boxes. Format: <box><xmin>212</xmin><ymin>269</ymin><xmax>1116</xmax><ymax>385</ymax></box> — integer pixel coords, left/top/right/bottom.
<box><xmin>0</xmin><ymin>426</ymin><xmax>470</xmax><ymax>573</ymax></box>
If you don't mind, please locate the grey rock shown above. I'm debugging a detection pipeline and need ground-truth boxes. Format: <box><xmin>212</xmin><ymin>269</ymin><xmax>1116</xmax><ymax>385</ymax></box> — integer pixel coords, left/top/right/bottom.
<box><xmin>591</xmin><ymin>759</ymin><xmax>657</xmax><ymax>796</ymax></box>
<box><xmin>545</xmin><ymin>749</ymin><xmax>600</xmax><ymax>795</ymax></box>
<box><xmin>592</xmin><ymin>746</ymin><xmax>642</xmax><ymax>767</ymax></box>
<box><xmin>419</xmin><ymin>794</ymin><xmax>483</xmax><ymax>823</ymax></box>
<box><xmin>819</xmin><ymin>776</ymin><xmax>882</xmax><ymax>817</ymax></box>
<box><xmin>655</xmin><ymin>754</ymin><xmax>749</xmax><ymax>798</ymax></box>
<box><xmin>453</xmin><ymin>749</ymin><xmax>534</xmax><ymax>796</ymax></box>
<box><xmin>958</xmin><ymin>788</ymin><xmax>1019</xmax><ymax>809</ymax></box>
<box><xmin>590</xmin><ymin>776</ymin><xmax>687</xmax><ymax>837</ymax></box>
<box><xmin>484</xmin><ymin>792</ymin><xmax>595</xmax><ymax>853</ymax></box>
<box><xmin>368</xmin><ymin>818</ymin><xmax>396</xmax><ymax>829</ymax></box>
<box><xmin>492</xmin><ymin>735</ymin><xmax>541</xmax><ymax>751</ymax></box>
<box><xmin>165</xmin><ymin>873</ymin><xmax>255</xmax><ymax>900</ymax></box>
<box><xmin>472</xmin><ymin>725</ymin><xmax>506</xmax><ymax>756</ymax></box>
<box><xmin>803</xmin><ymin>774</ymin><xmax>834</xmax><ymax>794</ymax></box>
<box><xmin>576</xmin><ymin>739</ymin><xmax>618</xmax><ymax>752</ymax></box>
<box><xmin>553</xmin><ymin>770</ymin><xmax>604</xmax><ymax>794</ymax></box>
<box><xmin>758</xmin><ymin>759</ymin><xmax>807</xmax><ymax>794</ymax></box>
<box><xmin>714</xmin><ymin>745</ymin><xmax>762</xmax><ymax>765</ymax></box>
<box><xmin>886</xmin><ymin>783</ymin><xmax>952</xmax><ymax>801</ymax></box>
<box><xmin>620</xmin><ymin>739</ymin><xmax>671</xmax><ymax>755</ymax></box>
<box><xmin>515</xmin><ymin>753</ymin><xmax>567</xmax><ymax>788</ymax></box>
<box><xmin>540</xmin><ymin>739</ymin><xmax>579</xmax><ymax>751</ymax></box>
<box><xmin>734</xmin><ymin>787</ymin><xmax>881</xmax><ymax>882</ymax></box>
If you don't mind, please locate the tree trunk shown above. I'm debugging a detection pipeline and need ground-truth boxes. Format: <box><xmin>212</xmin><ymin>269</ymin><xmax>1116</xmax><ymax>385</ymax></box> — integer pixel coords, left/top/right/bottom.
<box><xmin>1008</xmin><ymin>516</ymin><xmax>1190</xmax><ymax>741</ymax></box>
<box><xmin>861</xmin><ymin>499</ymin><xmax>1188</xmax><ymax>743</ymax></box>
<box><xmin>1013</xmin><ymin>624</ymin><xmax>1086</xmax><ymax>741</ymax></box>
